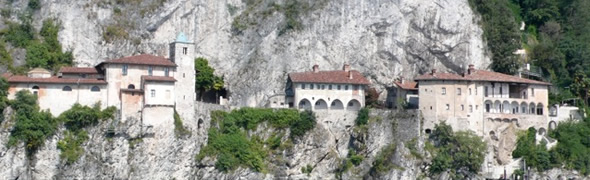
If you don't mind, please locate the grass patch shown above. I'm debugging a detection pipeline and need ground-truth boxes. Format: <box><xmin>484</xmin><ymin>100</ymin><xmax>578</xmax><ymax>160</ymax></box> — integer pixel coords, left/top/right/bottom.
<box><xmin>405</xmin><ymin>138</ymin><xmax>422</xmax><ymax>159</ymax></box>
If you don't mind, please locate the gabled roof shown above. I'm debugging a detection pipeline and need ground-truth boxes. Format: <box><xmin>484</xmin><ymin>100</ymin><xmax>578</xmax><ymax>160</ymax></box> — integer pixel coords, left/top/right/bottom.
<box><xmin>415</xmin><ymin>69</ymin><xmax>551</xmax><ymax>85</ymax></box>
<box><xmin>59</xmin><ymin>67</ymin><xmax>99</xmax><ymax>74</ymax></box>
<box><xmin>141</xmin><ymin>75</ymin><xmax>176</xmax><ymax>82</ymax></box>
<box><xmin>394</xmin><ymin>81</ymin><xmax>418</xmax><ymax>90</ymax></box>
<box><xmin>289</xmin><ymin>70</ymin><xmax>370</xmax><ymax>85</ymax></box>
<box><xmin>98</xmin><ymin>54</ymin><xmax>177</xmax><ymax>67</ymax></box>
<box><xmin>4</xmin><ymin>74</ymin><xmax>107</xmax><ymax>84</ymax></box>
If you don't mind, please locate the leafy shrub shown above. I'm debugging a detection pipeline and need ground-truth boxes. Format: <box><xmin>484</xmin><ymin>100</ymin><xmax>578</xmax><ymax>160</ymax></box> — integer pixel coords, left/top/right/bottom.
<box><xmin>1</xmin><ymin>20</ymin><xmax>35</xmax><ymax>48</ymax></box>
<box><xmin>103</xmin><ymin>25</ymin><xmax>128</xmax><ymax>43</ymax></box>
<box><xmin>28</xmin><ymin>0</ymin><xmax>41</xmax><ymax>10</ymax></box>
<box><xmin>8</xmin><ymin>90</ymin><xmax>58</xmax><ymax>156</ymax></box>
<box><xmin>355</xmin><ymin>107</ymin><xmax>369</xmax><ymax>126</ymax></box>
<box><xmin>369</xmin><ymin>143</ymin><xmax>398</xmax><ymax>175</ymax></box>
<box><xmin>197</xmin><ymin>108</ymin><xmax>317</xmax><ymax>172</ymax></box>
<box><xmin>301</xmin><ymin>164</ymin><xmax>313</xmax><ymax>175</ymax></box>
<box><xmin>428</xmin><ymin>123</ymin><xmax>486</xmax><ymax>177</ymax></box>
<box><xmin>57</xmin><ymin>130</ymin><xmax>88</xmax><ymax>164</ymax></box>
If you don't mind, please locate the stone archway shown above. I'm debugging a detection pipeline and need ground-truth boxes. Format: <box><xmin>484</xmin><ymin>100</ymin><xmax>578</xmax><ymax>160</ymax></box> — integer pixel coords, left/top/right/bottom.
<box><xmin>346</xmin><ymin>99</ymin><xmax>361</xmax><ymax>111</ymax></box>
<box><xmin>314</xmin><ymin>99</ymin><xmax>328</xmax><ymax>110</ymax></box>
<box><xmin>298</xmin><ymin>99</ymin><xmax>312</xmax><ymax>110</ymax></box>
<box><xmin>330</xmin><ymin>99</ymin><xmax>344</xmax><ymax>110</ymax></box>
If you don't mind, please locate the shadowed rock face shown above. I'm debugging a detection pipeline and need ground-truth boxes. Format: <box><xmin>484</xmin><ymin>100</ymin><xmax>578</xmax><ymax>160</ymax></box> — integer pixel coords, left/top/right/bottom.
<box><xmin>23</xmin><ymin>0</ymin><xmax>489</xmax><ymax>107</ymax></box>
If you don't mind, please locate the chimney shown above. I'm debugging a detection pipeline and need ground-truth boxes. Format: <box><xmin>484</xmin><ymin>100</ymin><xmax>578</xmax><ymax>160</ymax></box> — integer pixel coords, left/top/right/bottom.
<box><xmin>348</xmin><ymin>71</ymin><xmax>353</xmax><ymax>79</ymax></box>
<box><xmin>313</xmin><ymin>64</ymin><xmax>319</xmax><ymax>73</ymax></box>
<box><xmin>431</xmin><ymin>69</ymin><xmax>437</xmax><ymax>75</ymax></box>
<box><xmin>343</xmin><ymin>64</ymin><xmax>350</xmax><ymax>72</ymax></box>
<box><xmin>468</xmin><ymin>64</ymin><xmax>475</xmax><ymax>75</ymax></box>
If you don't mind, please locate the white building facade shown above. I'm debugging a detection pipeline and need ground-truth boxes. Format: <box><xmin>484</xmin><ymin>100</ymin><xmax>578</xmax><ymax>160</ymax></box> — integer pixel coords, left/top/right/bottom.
<box><xmin>286</xmin><ymin>64</ymin><xmax>370</xmax><ymax>111</ymax></box>
<box><xmin>4</xmin><ymin>33</ymin><xmax>196</xmax><ymax>129</ymax></box>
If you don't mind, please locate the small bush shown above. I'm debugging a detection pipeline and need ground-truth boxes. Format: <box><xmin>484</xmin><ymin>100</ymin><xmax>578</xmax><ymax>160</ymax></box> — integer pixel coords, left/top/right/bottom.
<box><xmin>103</xmin><ymin>25</ymin><xmax>128</xmax><ymax>43</ymax></box>
<box><xmin>57</xmin><ymin>130</ymin><xmax>88</xmax><ymax>164</ymax></box>
<box><xmin>2</xmin><ymin>20</ymin><xmax>35</xmax><ymax>48</ymax></box>
<box><xmin>28</xmin><ymin>0</ymin><xmax>41</xmax><ymax>10</ymax></box>
<box><xmin>174</xmin><ymin>109</ymin><xmax>191</xmax><ymax>138</ymax></box>
<box><xmin>301</xmin><ymin>164</ymin><xmax>313</xmax><ymax>175</ymax></box>
<box><xmin>355</xmin><ymin>107</ymin><xmax>369</xmax><ymax>126</ymax></box>
<box><xmin>370</xmin><ymin>143</ymin><xmax>398</xmax><ymax>175</ymax></box>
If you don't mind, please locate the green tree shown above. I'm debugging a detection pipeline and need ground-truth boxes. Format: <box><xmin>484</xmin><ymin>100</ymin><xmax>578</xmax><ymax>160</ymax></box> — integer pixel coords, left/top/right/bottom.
<box><xmin>429</xmin><ymin>122</ymin><xmax>486</xmax><ymax>177</ymax></box>
<box><xmin>195</xmin><ymin>57</ymin><xmax>224</xmax><ymax>101</ymax></box>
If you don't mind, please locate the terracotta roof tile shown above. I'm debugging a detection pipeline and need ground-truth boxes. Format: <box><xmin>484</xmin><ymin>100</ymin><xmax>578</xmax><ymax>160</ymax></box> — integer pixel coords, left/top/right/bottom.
<box><xmin>141</xmin><ymin>75</ymin><xmax>176</xmax><ymax>82</ymax></box>
<box><xmin>59</xmin><ymin>67</ymin><xmax>99</xmax><ymax>74</ymax></box>
<box><xmin>100</xmin><ymin>54</ymin><xmax>177</xmax><ymax>67</ymax></box>
<box><xmin>5</xmin><ymin>74</ymin><xmax>107</xmax><ymax>84</ymax></box>
<box><xmin>394</xmin><ymin>81</ymin><xmax>418</xmax><ymax>90</ymax></box>
<box><xmin>289</xmin><ymin>70</ymin><xmax>370</xmax><ymax>85</ymax></box>
<box><xmin>415</xmin><ymin>69</ymin><xmax>551</xmax><ymax>85</ymax></box>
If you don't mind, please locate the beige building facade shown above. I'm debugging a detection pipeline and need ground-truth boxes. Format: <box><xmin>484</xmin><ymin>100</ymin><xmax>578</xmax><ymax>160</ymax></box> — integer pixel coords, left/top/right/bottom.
<box><xmin>415</xmin><ymin>65</ymin><xmax>551</xmax><ymax>137</ymax></box>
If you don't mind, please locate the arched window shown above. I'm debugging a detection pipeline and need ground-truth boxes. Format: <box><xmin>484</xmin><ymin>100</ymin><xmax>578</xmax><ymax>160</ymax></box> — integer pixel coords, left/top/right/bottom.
<box><xmin>128</xmin><ymin>84</ymin><xmax>135</xmax><ymax>89</ymax></box>
<box><xmin>32</xmin><ymin>86</ymin><xmax>39</xmax><ymax>95</ymax></box>
<box><xmin>62</xmin><ymin>86</ymin><xmax>72</xmax><ymax>91</ymax></box>
<box><xmin>91</xmin><ymin>86</ymin><xmax>100</xmax><ymax>92</ymax></box>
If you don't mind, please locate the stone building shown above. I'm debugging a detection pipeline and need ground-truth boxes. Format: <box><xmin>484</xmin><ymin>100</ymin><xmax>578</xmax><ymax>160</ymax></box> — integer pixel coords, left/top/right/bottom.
<box><xmin>390</xmin><ymin>79</ymin><xmax>418</xmax><ymax>109</ymax></box>
<box><xmin>4</xmin><ymin>33</ymin><xmax>196</xmax><ymax>129</ymax></box>
<box><xmin>285</xmin><ymin>64</ymin><xmax>370</xmax><ymax>111</ymax></box>
<box><xmin>415</xmin><ymin>65</ymin><xmax>551</xmax><ymax>136</ymax></box>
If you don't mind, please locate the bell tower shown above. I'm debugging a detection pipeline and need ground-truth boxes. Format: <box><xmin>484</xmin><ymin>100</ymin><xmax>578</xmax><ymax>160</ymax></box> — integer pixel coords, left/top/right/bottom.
<box><xmin>170</xmin><ymin>32</ymin><xmax>195</xmax><ymax>121</ymax></box>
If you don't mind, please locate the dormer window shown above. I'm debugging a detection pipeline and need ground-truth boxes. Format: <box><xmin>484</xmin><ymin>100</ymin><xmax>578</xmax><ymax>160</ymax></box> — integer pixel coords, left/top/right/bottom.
<box><xmin>182</xmin><ymin>47</ymin><xmax>188</xmax><ymax>55</ymax></box>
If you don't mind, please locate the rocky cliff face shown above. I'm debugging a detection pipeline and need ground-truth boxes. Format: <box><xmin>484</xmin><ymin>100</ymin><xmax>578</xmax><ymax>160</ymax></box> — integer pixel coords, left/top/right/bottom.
<box><xmin>0</xmin><ymin>0</ymin><xmax>496</xmax><ymax>179</ymax></box>
<box><xmin>7</xmin><ymin>0</ymin><xmax>490</xmax><ymax>106</ymax></box>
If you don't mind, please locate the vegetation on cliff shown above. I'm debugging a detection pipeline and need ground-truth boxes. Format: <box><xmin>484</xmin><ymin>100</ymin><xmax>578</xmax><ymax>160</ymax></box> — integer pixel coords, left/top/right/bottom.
<box><xmin>427</xmin><ymin>122</ymin><xmax>486</xmax><ymax>178</ymax></box>
<box><xmin>196</xmin><ymin>108</ymin><xmax>316</xmax><ymax>172</ymax></box>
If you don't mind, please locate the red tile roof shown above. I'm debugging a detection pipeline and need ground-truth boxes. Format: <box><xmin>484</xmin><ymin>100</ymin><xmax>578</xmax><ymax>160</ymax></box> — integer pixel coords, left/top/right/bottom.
<box><xmin>141</xmin><ymin>75</ymin><xmax>176</xmax><ymax>82</ymax></box>
<box><xmin>415</xmin><ymin>69</ymin><xmax>551</xmax><ymax>85</ymax></box>
<box><xmin>59</xmin><ymin>67</ymin><xmax>99</xmax><ymax>74</ymax></box>
<box><xmin>289</xmin><ymin>70</ymin><xmax>370</xmax><ymax>85</ymax></box>
<box><xmin>394</xmin><ymin>81</ymin><xmax>418</xmax><ymax>90</ymax></box>
<box><xmin>99</xmin><ymin>54</ymin><xmax>177</xmax><ymax>67</ymax></box>
<box><xmin>5</xmin><ymin>74</ymin><xmax>107</xmax><ymax>84</ymax></box>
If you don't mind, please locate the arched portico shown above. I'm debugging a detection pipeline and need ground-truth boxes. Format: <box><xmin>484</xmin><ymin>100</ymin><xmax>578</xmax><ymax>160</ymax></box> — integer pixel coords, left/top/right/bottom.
<box><xmin>346</xmin><ymin>99</ymin><xmax>361</xmax><ymax>111</ymax></box>
<box><xmin>520</xmin><ymin>102</ymin><xmax>528</xmax><ymax>114</ymax></box>
<box><xmin>314</xmin><ymin>99</ymin><xmax>328</xmax><ymax>110</ymax></box>
<box><xmin>536</xmin><ymin>103</ymin><xmax>543</xmax><ymax>115</ymax></box>
<box><xmin>330</xmin><ymin>99</ymin><xmax>344</xmax><ymax>110</ymax></box>
<box><xmin>298</xmin><ymin>99</ymin><xmax>312</xmax><ymax>110</ymax></box>
<box><xmin>485</xmin><ymin>100</ymin><xmax>493</xmax><ymax>113</ymax></box>
<box><xmin>502</xmin><ymin>101</ymin><xmax>510</xmax><ymax>113</ymax></box>
<box><xmin>493</xmin><ymin>100</ymin><xmax>501</xmax><ymax>113</ymax></box>
<box><xmin>529</xmin><ymin>103</ymin><xmax>536</xmax><ymax>115</ymax></box>
<box><xmin>511</xmin><ymin>101</ymin><xmax>519</xmax><ymax>114</ymax></box>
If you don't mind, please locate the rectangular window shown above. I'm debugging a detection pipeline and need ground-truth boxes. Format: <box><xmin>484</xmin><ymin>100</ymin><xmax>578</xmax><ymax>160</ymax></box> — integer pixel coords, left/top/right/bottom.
<box><xmin>337</xmin><ymin>85</ymin><xmax>341</xmax><ymax>90</ymax></box>
<box><xmin>164</xmin><ymin>67</ymin><xmax>169</xmax><ymax>77</ymax></box>
<box><xmin>301</xmin><ymin>84</ymin><xmax>306</xmax><ymax>89</ymax></box>
<box><xmin>532</xmin><ymin>88</ymin><xmax>535</xmax><ymax>96</ymax></box>
<box><xmin>182</xmin><ymin>47</ymin><xmax>188</xmax><ymax>55</ymax></box>
<box><xmin>345</xmin><ymin>85</ymin><xmax>349</xmax><ymax>90</ymax></box>
<box><xmin>461</xmin><ymin>105</ymin><xmax>464</xmax><ymax>111</ymax></box>
<box><xmin>148</xmin><ymin>66</ymin><xmax>153</xmax><ymax>76</ymax></box>
<box><xmin>499</xmin><ymin>86</ymin><xmax>503</xmax><ymax>95</ymax></box>
<box><xmin>321</xmin><ymin>84</ymin><xmax>325</xmax><ymax>90</ymax></box>
<box><xmin>122</xmin><ymin>64</ymin><xmax>128</xmax><ymax>76</ymax></box>
<box><xmin>442</xmin><ymin>87</ymin><xmax>446</xmax><ymax>95</ymax></box>
<box><xmin>469</xmin><ymin>105</ymin><xmax>473</xmax><ymax>112</ymax></box>
<box><xmin>469</xmin><ymin>88</ymin><xmax>472</xmax><ymax>95</ymax></box>
<box><xmin>311</xmin><ymin>84</ymin><xmax>314</xmax><ymax>90</ymax></box>
<box><xmin>476</xmin><ymin>105</ymin><xmax>478</xmax><ymax>110</ymax></box>
<box><xmin>457</xmin><ymin>88</ymin><xmax>461</xmax><ymax>95</ymax></box>
<box><xmin>484</xmin><ymin>86</ymin><xmax>488</xmax><ymax>97</ymax></box>
<box><xmin>329</xmin><ymin>85</ymin><xmax>332</xmax><ymax>90</ymax></box>
<box><xmin>151</xmin><ymin>89</ymin><xmax>155</xmax><ymax>97</ymax></box>
<box><xmin>446</xmin><ymin>104</ymin><xmax>450</xmax><ymax>110</ymax></box>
